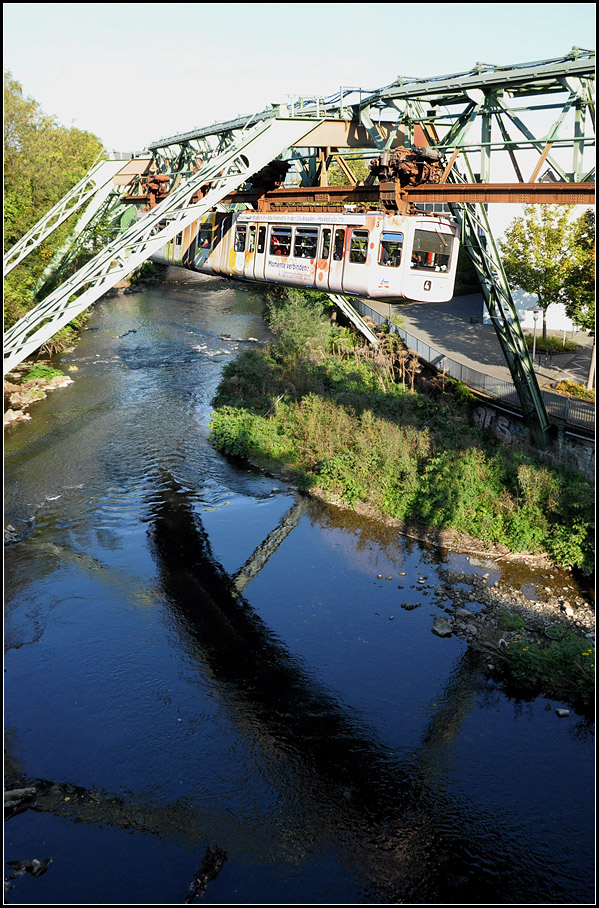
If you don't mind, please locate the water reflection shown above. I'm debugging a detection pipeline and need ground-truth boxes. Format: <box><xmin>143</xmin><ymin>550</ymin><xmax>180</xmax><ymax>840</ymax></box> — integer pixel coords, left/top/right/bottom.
<box><xmin>4</xmin><ymin>278</ymin><xmax>593</xmax><ymax>904</ymax></box>
<box><xmin>142</xmin><ymin>469</ymin><xmax>575</xmax><ymax>903</ymax></box>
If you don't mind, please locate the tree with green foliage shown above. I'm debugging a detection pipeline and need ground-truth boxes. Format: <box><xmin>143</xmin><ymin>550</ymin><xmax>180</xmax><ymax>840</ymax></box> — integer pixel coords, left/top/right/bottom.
<box><xmin>499</xmin><ymin>204</ymin><xmax>576</xmax><ymax>340</ymax></box>
<box><xmin>327</xmin><ymin>155</ymin><xmax>372</xmax><ymax>186</ymax></box>
<box><xmin>4</xmin><ymin>70</ymin><xmax>105</xmax><ymax>332</ymax></box>
<box><xmin>563</xmin><ymin>209</ymin><xmax>595</xmax><ymax>389</ymax></box>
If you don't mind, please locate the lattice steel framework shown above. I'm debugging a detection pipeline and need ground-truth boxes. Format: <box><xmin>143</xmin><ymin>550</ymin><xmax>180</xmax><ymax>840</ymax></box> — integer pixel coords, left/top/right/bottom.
<box><xmin>4</xmin><ymin>50</ymin><xmax>595</xmax><ymax>445</ymax></box>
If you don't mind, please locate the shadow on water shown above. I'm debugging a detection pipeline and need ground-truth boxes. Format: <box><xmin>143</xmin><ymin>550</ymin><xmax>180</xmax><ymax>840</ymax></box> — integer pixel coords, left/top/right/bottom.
<box><xmin>5</xmin><ymin>469</ymin><xmax>592</xmax><ymax>903</ymax></box>
<box><xmin>137</xmin><ymin>470</ymin><xmax>581</xmax><ymax>903</ymax></box>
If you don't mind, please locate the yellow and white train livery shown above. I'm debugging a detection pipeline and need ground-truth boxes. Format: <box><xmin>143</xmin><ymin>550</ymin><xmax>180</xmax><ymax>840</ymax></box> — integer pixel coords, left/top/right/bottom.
<box><xmin>152</xmin><ymin>209</ymin><xmax>460</xmax><ymax>303</ymax></box>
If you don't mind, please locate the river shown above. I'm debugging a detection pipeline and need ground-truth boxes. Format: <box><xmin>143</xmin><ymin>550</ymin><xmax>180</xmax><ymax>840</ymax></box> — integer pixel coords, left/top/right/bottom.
<box><xmin>3</xmin><ymin>272</ymin><xmax>595</xmax><ymax>904</ymax></box>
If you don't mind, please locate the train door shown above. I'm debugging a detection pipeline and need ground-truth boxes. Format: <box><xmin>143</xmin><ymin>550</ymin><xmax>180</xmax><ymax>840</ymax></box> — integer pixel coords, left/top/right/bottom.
<box><xmin>229</xmin><ymin>220</ymin><xmax>247</xmax><ymax>277</ymax></box>
<box><xmin>370</xmin><ymin>230</ymin><xmax>405</xmax><ymax>297</ymax></box>
<box><xmin>341</xmin><ymin>227</ymin><xmax>370</xmax><ymax>296</ymax></box>
<box><xmin>195</xmin><ymin>218</ymin><xmax>213</xmax><ymax>272</ymax></box>
<box><xmin>290</xmin><ymin>226</ymin><xmax>318</xmax><ymax>287</ymax></box>
<box><xmin>264</xmin><ymin>225</ymin><xmax>292</xmax><ymax>285</ymax></box>
<box><xmin>315</xmin><ymin>227</ymin><xmax>332</xmax><ymax>292</ymax></box>
<box><xmin>210</xmin><ymin>213</ymin><xmax>233</xmax><ymax>276</ymax></box>
<box><xmin>327</xmin><ymin>227</ymin><xmax>347</xmax><ymax>293</ymax></box>
<box><xmin>243</xmin><ymin>224</ymin><xmax>257</xmax><ymax>279</ymax></box>
<box><xmin>174</xmin><ymin>228</ymin><xmax>185</xmax><ymax>267</ymax></box>
<box><xmin>252</xmin><ymin>225</ymin><xmax>267</xmax><ymax>281</ymax></box>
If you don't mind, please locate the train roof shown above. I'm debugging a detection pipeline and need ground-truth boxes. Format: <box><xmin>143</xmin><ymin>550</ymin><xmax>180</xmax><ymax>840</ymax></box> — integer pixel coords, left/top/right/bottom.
<box><xmin>234</xmin><ymin>210</ymin><xmax>457</xmax><ymax>229</ymax></box>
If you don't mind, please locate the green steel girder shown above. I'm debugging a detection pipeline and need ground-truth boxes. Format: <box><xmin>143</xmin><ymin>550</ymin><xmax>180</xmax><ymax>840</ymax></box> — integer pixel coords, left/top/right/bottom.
<box><xmin>447</xmin><ymin>168</ymin><xmax>553</xmax><ymax>448</ymax></box>
<box><xmin>5</xmin><ymin>51</ymin><xmax>594</xmax><ymax>442</ymax></box>
<box><xmin>140</xmin><ymin>51</ymin><xmax>593</xmax><ymax>201</ymax></box>
<box><xmin>4</xmin><ymin>117</ymin><xmax>324</xmax><ymax>375</ymax></box>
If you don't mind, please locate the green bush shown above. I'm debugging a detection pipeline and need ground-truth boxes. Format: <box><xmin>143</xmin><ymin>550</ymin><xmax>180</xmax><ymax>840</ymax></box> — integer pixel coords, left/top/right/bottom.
<box><xmin>497</xmin><ymin>609</ymin><xmax>525</xmax><ymax>631</ymax></box>
<box><xmin>23</xmin><ymin>364</ymin><xmax>64</xmax><ymax>381</ymax></box>
<box><xmin>265</xmin><ymin>289</ymin><xmax>333</xmax><ymax>364</ymax></box>
<box><xmin>524</xmin><ymin>334</ymin><xmax>578</xmax><ymax>354</ymax></box>
<box><xmin>555</xmin><ymin>380</ymin><xmax>594</xmax><ymax>402</ymax></box>
<box><xmin>506</xmin><ymin>633</ymin><xmax>594</xmax><ymax>705</ymax></box>
<box><xmin>208</xmin><ymin>286</ymin><xmax>595</xmax><ymax>574</ymax></box>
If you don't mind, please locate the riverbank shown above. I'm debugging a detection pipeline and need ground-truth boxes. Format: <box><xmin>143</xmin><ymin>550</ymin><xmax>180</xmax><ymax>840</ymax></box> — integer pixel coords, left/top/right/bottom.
<box><xmin>207</xmin><ymin>285</ymin><xmax>595</xmax><ymax>711</ymax></box>
<box><xmin>4</xmin><ymin>263</ymin><xmax>167</xmax><ymax>430</ymax></box>
<box><xmin>4</xmin><ymin>363</ymin><xmax>75</xmax><ymax>428</ymax></box>
<box><xmin>4</xmin><ymin>274</ymin><xmax>594</xmax><ymax>714</ymax></box>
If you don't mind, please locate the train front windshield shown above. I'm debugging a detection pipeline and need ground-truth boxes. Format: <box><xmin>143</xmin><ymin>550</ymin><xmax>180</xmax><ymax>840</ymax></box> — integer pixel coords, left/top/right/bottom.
<box><xmin>410</xmin><ymin>229</ymin><xmax>453</xmax><ymax>272</ymax></box>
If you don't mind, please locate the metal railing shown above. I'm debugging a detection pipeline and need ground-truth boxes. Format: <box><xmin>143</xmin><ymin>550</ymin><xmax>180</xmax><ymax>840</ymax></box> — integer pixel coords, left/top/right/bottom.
<box><xmin>353</xmin><ymin>299</ymin><xmax>595</xmax><ymax>434</ymax></box>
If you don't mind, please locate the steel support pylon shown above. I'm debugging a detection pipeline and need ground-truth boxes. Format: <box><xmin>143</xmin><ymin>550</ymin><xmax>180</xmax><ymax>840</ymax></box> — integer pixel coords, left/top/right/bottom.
<box><xmin>3</xmin><ymin>159</ymin><xmax>126</xmax><ymax>277</ymax></box>
<box><xmin>447</xmin><ymin>177</ymin><xmax>553</xmax><ymax>448</ymax></box>
<box><xmin>328</xmin><ymin>294</ymin><xmax>380</xmax><ymax>348</ymax></box>
<box><xmin>3</xmin><ymin>118</ymin><xmax>322</xmax><ymax>376</ymax></box>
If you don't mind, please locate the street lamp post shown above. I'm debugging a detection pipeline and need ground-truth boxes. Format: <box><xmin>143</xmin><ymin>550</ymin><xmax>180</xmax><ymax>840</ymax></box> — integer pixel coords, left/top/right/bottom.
<box><xmin>532</xmin><ymin>307</ymin><xmax>540</xmax><ymax>367</ymax></box>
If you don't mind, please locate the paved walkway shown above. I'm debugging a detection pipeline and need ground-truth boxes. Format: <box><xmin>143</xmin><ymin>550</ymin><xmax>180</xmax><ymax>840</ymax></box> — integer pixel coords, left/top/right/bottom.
<box><xmin>366</xmin><ymin>293</ymin><xmax>595</xmax><ymax>391</ymax></box>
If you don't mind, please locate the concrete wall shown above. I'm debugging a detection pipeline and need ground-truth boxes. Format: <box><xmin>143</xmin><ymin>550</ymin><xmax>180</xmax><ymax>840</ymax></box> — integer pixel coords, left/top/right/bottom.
<box><xmin>471</xmin><ymin>402</ymin><xmax>595</xmax><ymax>483</ymax></box>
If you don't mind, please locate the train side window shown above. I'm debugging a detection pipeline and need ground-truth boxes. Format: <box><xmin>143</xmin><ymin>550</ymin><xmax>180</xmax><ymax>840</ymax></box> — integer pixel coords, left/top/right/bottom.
<box><xmin>248</xmin><ymin>225</ymin><xmax>256</xmax><ymax>253</ymax></box>
<box><xmin>333</xmin><ymin>228</ymin><xmax>345</xmax><ymax>261</ymax></box>
<box><xmin>379</xmin><ymin>232</ymin><xmax>403</xmax><ymax>267</ymax></box>
<box><xmin>270</xmin><ymin>227</ymin><xmax>291</xmax><ymax>256</ymax></box>
<box><xmin>199</xmin><ymin>226</ymin><xmax>212</xmax><ymax>250</ymax></box>
<box><xmin>234</xmin><ymin>225</ymin><xmax>247</xmax><ymax>252</ymax></box>
<box><xmin>257</xmin><ymin>226</ymin><xmax>266</xmax><ymax>254</ymax></box>
<box><xmin>349</xmin><ymin>229</ymin><xmax>369</xmax><ymax>264</ymax></box>
<box><xmin>293</xmin><ymin>227</ymin><xmax>318</xmax><ymax>259</ymax></box>
<box><xmin>411</xmin><ymin>229</ymin><xmax>452</xmax><ymax>272</ymax></box>
<box><xmin>321</xmin><ymin>228</ymin><xmax>331</xmax><ymax>259</ymax></box>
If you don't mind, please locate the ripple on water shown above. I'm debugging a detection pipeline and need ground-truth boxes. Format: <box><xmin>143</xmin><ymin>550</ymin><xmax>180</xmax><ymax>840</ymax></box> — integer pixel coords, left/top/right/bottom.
<box><xmin>3</xmin><ymin>279</ymin><xmax>594</xmax><ymax>906</ymax></box>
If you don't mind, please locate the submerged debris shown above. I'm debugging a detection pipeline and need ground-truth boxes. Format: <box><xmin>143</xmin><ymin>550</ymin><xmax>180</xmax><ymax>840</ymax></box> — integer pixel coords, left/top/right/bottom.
<box><xmin>4</xmin><ymin>857</ymin><xmax>52</xmax><ymax>894</ymax></box>
<box><xmin>185</xmin><ymin>845</ymin><xmax>227</xmax><ymax>903</ymax></box>
<box><xmin>4</xmin><ymin>786</ymin><xmax>38</xmax><ymax>819</ymax></box>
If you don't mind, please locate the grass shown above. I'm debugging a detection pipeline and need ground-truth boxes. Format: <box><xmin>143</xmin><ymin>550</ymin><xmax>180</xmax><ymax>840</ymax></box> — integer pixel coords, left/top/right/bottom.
<box><xmin>209</xmin><ymin>286</ymin><xmax>595</xmax><ymax>576</ymax></box>
<box><xmin>23</xmin><ymin>364</ymin><xmax>65</xmax><ymax>382</ymax></box>
<box><xmin>503</xmin><ymin>631</ymin><xmax>595</xmax><ymax>707</ymax></box>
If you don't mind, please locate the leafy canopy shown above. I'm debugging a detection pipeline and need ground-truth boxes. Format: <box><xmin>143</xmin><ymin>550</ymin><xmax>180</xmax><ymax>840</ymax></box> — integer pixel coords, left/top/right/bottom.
<box><xmin>4</xmin><ymin>70</ymin><xmax>104</xmax><ymax>328</ymax></box>
<box><xmin>500</xmin><ymin>205</ymin><xmax>595</xmax><ymax>340</ymax></box>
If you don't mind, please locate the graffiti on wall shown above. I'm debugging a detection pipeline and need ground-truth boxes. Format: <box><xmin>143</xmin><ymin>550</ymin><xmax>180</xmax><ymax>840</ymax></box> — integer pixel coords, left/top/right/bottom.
<box><xmin>472</xmin><ymin>404</ymin><xmax>594</xmax><ymax>481</ymax></box>
<box><xmin>472</xmin><ymin>405</ymin><xmax>529</xmax><ymax>445</ymax></box>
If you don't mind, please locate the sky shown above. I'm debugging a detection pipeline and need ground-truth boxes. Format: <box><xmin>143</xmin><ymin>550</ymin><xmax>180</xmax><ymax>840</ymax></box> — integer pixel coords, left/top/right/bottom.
<box><xmin>4</xmin><ymin>2</ymin><xmax>595</xmax><ymax>153</ymax></box>
<box><xmin>3</xmin><ymin>3</ymin><xmax>596</xmax><ymax>237</ymax></box>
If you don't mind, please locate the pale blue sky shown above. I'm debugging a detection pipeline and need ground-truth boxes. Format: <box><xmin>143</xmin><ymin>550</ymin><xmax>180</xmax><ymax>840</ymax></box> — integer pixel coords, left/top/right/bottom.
<box><xmin>3</xmin><ymin>2</ymin><xmax>596</xmax><ymax>153</ymax></box>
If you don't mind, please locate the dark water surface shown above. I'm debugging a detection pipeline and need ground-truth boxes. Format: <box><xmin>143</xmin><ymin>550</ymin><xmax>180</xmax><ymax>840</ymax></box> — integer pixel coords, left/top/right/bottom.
<box><xmin>4</xmin><ymin>275</ymin><xmax>595</xmax><ymax>904</ymax></box>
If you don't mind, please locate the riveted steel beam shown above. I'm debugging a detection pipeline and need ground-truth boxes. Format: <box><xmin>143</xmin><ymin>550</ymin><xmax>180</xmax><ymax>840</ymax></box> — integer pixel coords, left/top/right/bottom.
<box><xmin>224</xmin><ymin>182</ymin><xmax>594</xmax><ymax>209</ymax></box>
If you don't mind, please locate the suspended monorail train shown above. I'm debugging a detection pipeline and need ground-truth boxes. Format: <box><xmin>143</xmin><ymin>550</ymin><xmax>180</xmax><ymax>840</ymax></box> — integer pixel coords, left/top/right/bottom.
<box><xmin>152</xmin><ymin>208</ymin><xmax>460</xmax><ymax>303</ymax></box>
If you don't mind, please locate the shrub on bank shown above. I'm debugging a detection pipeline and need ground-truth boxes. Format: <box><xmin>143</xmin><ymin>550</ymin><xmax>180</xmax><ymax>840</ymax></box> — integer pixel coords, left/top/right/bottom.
<box><xmin>505</xmin><ymin>632</ymin><xmax>595</xmax><ymax>706</ymax></box>
<box><xmin>23</xmin><ymin>364</ymin><xmax>64</xmax><ymax>382</ymax></box>
<box><xmin>209</xmin><ymin>287</ymin><xmax>595</xmax><ymax>575</ymax></box>
<box><xmin>554</xmin><ymin>380</ymin><xmax>594</xmax><ymax>402</ymax></box>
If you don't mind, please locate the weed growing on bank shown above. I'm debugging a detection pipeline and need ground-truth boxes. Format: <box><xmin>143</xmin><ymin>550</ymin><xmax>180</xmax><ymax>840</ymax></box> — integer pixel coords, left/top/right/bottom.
<box><xmin>23</xmin><ymin>364</ymin><xmax>65</xmax><ymax>382</ymax></box>
<box><xmin>503</xmin><ymin>631</ymin><xmax>595</xmax><ymax>707</ymax></box>
<box><xmin>209</xmin><ymin>287</ymin><xmax>595</xmax><ymax>575</ymax></box>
